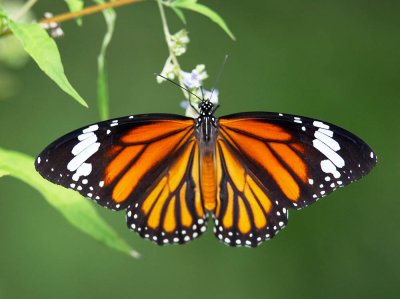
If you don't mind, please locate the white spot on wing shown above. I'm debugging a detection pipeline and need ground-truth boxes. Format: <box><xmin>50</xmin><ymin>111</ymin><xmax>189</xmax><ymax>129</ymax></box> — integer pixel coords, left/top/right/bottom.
<box><xmin>78</xmin><ymin>132</ymin><xmax>95</xmax><ymax>141</ymax></box>
<box><xmin>67</xmin><ymin>143</ymin><xmax>100</xmax><ymax>172</ymax></box>
<box><xmin>313</xmin><ymin>121</ymin><xmax>329</xmax><ymax>129</ymax></box>
<box><xmin>320</xmin><ymin>159</ymin><xmax>341</xmax><ymax>178</ymax></box>
<box><xmin>72</xmin><ymin>163</ymin><xmax>92</xmax><ymax>181</ymax></box>
<box><xmin>313</xmin><ymin>139</ymin><xmax>345</xmax><ymax>168</ymax></box>
<box><xmin>314</xmin><ymin>131</ymin><xmax>340</xmax><ymax>151</ymax></box>
<box><xmin>72</xmin><ymin>135</ymin><xmax>97</xmax><ymax>155</ymax></box>
<box><xmin>82</xmin><ymin>124</ymin><xmax>99</xmax><ymax>133</ymax></box>
<box><xmin>318</xmin><ymin>128</ymin><xmax>333</xmax><ymax>137</ymax></box>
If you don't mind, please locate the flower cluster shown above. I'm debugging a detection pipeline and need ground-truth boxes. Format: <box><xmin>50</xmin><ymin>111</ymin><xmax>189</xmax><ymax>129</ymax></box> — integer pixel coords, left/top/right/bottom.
<box><xmin>169</xmin><ymin>29</ymin><xmax>189</xmax><ymax>56</ymax></box>
<box><xmin>181</xmin><ymin>64</ymin><xmax>208</xmax><ymax>89</ymax></box>
<box><xmin>41</xmin><ymin>12</ymin><xmax>64</xmax><ymax>38</ymax></box>
<box><xmin>157</xmin><ymin>28</ymin><xmax>219</xmax><ymax>117</ymax></box>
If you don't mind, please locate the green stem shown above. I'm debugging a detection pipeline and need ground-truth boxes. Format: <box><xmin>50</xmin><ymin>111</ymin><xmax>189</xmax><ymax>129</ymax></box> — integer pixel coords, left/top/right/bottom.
<box><xmin>156</xmin><ymin>0</ymin><xmax>188</xmax><ymax>99</ymax></box>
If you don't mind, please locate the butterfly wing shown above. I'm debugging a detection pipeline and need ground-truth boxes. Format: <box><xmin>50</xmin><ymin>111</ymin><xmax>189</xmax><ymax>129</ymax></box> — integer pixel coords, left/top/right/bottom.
<box><xmin>214</xmin><ymin>112</ymin><xmax>377</xmax><ymax>247</ymax></box>
<box><xmin>126</xmin><ymin>138</ymin><xmax>208</xmax><ymax>245</ymax></box>
<box><xmin>35</xmin><ymin>114</ymin><xmax>207</xmax><ymax>244</ymax></box>
<box><xmin>214</xmin><ymin>136</ymin><xmax>289</xmax><ymax>247</ymax></box>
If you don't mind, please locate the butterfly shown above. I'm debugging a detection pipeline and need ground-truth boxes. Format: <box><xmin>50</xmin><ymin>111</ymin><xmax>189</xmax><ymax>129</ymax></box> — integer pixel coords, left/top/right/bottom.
<box><xmin>35</xmin><ymin>99</ymin><xmax>377</xmax><ymax>247</ymax></box>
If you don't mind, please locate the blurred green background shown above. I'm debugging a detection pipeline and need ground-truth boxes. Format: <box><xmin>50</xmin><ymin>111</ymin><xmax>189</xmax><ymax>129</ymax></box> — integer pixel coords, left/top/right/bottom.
<box><xmin>1</xmin><ymin>0</ymin><xmax>399</xmax><ymax>298</ymax></box>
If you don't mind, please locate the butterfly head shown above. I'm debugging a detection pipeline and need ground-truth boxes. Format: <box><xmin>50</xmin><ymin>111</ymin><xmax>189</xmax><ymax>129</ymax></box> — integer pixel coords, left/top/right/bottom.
<box><xmin>199</xmin><ymin>100</ymin><xmax>215</xmax><ymax>116</ymax></box>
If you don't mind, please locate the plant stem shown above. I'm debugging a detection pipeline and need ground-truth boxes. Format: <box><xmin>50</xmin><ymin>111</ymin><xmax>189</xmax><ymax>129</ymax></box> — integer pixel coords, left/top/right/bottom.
<box><xmin>40</xmin><ymin>0</ymin><xmax>143</xmax><ymax>25</ymax></box>
<box><xmin>0</xmin><ymin>0</ymin><xmax>143</xmax><ymax>37</ymax></box>
<box><xmin>156</xmin><ymin>0</ymin><xmax>188</xmax><ymax>98</ymax></box>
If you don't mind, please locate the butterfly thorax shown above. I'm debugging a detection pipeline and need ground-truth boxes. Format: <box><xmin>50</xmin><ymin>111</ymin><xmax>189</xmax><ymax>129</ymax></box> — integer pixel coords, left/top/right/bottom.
<box><xmin>196</xmin><ymin>100</ymin><xmax>218</xmax><ymax>143</ymax></box>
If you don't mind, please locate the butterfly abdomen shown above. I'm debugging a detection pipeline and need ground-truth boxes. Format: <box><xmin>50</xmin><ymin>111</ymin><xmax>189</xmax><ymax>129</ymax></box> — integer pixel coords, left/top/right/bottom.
<box><xmin>200</xmin><ymin>152</ymin><xmax>217</xmax><ymax>211</ymax></box>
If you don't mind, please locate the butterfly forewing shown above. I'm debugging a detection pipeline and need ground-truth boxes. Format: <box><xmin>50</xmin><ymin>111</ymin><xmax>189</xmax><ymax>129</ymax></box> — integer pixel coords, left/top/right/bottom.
<box><xmin>218</xmin><ymin>112</ymin><xmax>377</xmax><ymax>211</ymax></box>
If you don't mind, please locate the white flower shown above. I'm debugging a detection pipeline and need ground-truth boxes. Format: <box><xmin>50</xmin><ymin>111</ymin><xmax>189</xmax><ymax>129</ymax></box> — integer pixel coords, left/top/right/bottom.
<box><xmin>157</xmin><ymin>56</ymin><xmax>178</xmax><ymax>83</ymax></box>
<box><xmin>181</xmin><ymin>64</ymin><xmax>208</xmax><ymax>89</ymax></box>
<box><xmin>169</xmin><ymin>29</ymin><xmax>189</xmax><ymax>56</ymax></box>
<box><xmin>41</xmin><ymin>12</ymin><xmax>64</xmax><ymax>38</ymax></box>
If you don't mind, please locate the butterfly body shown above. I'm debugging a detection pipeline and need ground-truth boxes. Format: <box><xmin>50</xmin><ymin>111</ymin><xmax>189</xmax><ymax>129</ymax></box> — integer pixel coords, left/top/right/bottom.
<box><xmin>35</xmin><ymin>100</ymin><xmax>376</xmax><ymax>247</ymax></box>
<box><xmin>195</xmin><ymin>101</ymin><xmax>219</xmax><ymax>210</ymax></box>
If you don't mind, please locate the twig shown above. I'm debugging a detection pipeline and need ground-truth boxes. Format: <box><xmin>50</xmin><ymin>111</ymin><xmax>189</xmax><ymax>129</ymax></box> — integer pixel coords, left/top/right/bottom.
<box><xmin>40</xmin><ymin>0</ymin><xmax>143</xmax><ymax>25</ymax></box>
<box><xmin>0</xmin><ymin>0</ymin><xmax>144</xmax><ymax>37</ymax></box>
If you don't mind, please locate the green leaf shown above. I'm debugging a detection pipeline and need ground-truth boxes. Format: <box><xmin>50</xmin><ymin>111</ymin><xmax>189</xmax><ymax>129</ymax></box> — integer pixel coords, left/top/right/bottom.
<box><xmin>171</xmin><ymin>6</ymin><xmax>186</xmax><ymax>24</ymax></box>
<box><xmin>7</xmin><ymin>19</ymin><xmax>88</xmax><ymax>107</ymax></box>
<box><xmin>0</xmin><ymin>169</ymin><xmax>9</xmax><ymax>178</ymax></box>
<box><xmin>0</xmin><ymin>147</ymin><xmax>140</xmax><ymax>258</ymax></box>
<box><xmin>172</xmin><ymin>2</ymin><xmax>235</xmax><ymax>40</ymax></box>
<box><xmin>65</xmin><ymin>0</ymin><xmax>84</xmax><ymax>26</ymax></box>
<box><xmin>93</xmin><ymin>0</ymin><xmax>116</xmax><ymax>120</ymax></box>
<box><xmin>0</xmin><ymin>15</ymin><xmax>6</xmax><ymax>32</ymax></box>
<box><xmin>174</xmin><ymin>0</ymin><xmax>198</xmax><ymax>4</ymax></box>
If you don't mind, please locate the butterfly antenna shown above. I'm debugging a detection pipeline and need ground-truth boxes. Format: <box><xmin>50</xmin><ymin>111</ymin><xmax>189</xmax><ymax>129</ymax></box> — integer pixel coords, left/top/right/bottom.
<box><xmin>155</xmin><ymin>74</ymin><xmax>202</xmax><ymax>102</ymax></box>
<box><xmin>209</xmin><ymin>54</ymin><xmax>229</xmax><ymax>101</ymax></box>
<box><xmin>200</xmin><ymin>86</ymin><xmax>205</xmax><ymax>101</ymax></box>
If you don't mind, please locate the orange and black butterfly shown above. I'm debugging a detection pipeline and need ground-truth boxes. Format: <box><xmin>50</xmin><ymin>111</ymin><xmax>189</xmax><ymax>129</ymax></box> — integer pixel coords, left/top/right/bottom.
<box><xmin>35</xmin><ymin>100</ymin><xmax>376</xmax><ymax>247</ymax></box>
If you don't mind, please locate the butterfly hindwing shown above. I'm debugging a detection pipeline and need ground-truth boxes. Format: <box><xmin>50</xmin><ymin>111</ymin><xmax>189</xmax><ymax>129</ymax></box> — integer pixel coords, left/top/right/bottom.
<box><xmin>218</xmin><ymin>112</ymin><xmax>377</xmax><ymax>211</ymax></box>
<box><xmin>126</xmin><ymin>139</ymin><xmax>208</xmax><ymax>245</ymax></box>
<box><xmin>214</xmin><ymin>136</ymin><xmax>289</xmax><ymax>247</ymax></box>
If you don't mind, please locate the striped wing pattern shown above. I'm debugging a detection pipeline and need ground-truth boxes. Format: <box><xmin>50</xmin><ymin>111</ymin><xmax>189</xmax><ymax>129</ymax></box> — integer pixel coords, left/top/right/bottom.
<box><xmin>216</xmin><ymin>112</ymin><xmax>376</xmax><ymax>246</ymax></box>
<box><xmin>213</xmin><ymin>136</ymin><xmax>289</xmax><ymax>247</ymax></box>
<box><xmin>35</xmin><ymin>114</ymin><xmax>208</xmax><ymax>245</ymax></box>
<box><xmin>35</xmin><ymin>110</ymin><xmax>377</xmax><ymax>248</ymax></box>
<box><xmin>126</xmin><ymin>139</ymin><xmax>208</xmax><ymax>245</ymax></box>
